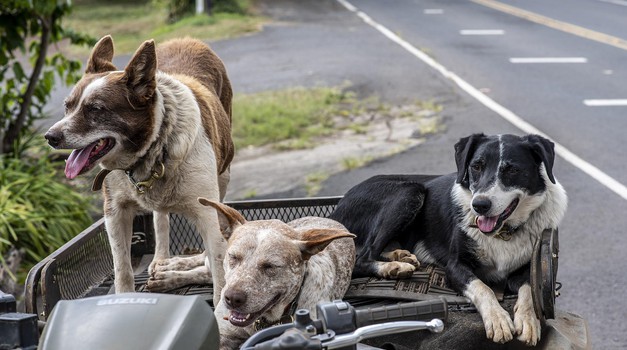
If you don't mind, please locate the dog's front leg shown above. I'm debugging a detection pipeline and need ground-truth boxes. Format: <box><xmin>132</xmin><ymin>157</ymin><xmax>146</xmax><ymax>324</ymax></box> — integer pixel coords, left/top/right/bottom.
<box><xmin>513</xmin><ymin>283</ymin><xmax>541</xmax><ymax>346</ymax></box>
<box><xmin>447</xmin><ymin>258</ymin><xmax>514</xmax><ymax>343</ymax></box>
<box><xmin>105</xmin><ymin>207</ymin><xmax>137</xmax><ymax>294</ymax></box>
<box><xmin>192</xmin><ymin>209</ymin><xmax>226</xmax><ymax>306</ymax></box>
<box><xmin>148</xmin><ymin>210</ymin><xmax>170</xmax><ymax>275</ymax></box>
<box><xmin>464</xmin><ymin>278</ymin><xmax>515</xmax><ymax>343</ymax></box>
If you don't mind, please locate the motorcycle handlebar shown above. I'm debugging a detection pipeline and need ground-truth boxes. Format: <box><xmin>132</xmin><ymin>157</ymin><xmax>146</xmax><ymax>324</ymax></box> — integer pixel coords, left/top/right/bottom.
<box><xmin>242</xmin><ymin>299</ymin><xmax>448</xmax><ymax>350</ymax></box>
<box><xmin>355</xmin><ymin>298</ymin><xmax>448</xmax><ymax>327</ymax></box>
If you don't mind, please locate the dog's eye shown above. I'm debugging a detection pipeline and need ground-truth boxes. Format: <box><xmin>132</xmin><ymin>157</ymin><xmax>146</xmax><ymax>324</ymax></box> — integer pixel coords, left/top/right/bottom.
<box><xmin>85</xmin><ymin>104</ymin><xmax>104</xmax><ymax>113</ymax></box>
<box><xmin>502</xmin><ymin>165</ymin><xmax>519</xmax><ymax>175</ymax></box>
<box><xmin>260</xmin><ymin>262</ymin><xmax>276</xmax><ymax>270</ymax></box>
<box><xmin>63</xmin><ymin>100</ymin><xmax>74</xmax><ymax>113</ymax></box>
<box><xmin>470</xmin><ymin>162</ymin><xmax>483</xmax><ymax>172</ymax></box>
<box><xmin>259</xmin><ymin>262</ymin><xmax>280</xmax><ymax>276</ymax></box>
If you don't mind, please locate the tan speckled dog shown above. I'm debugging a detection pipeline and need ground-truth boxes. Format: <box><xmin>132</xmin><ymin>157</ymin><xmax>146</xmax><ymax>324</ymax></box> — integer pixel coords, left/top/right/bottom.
<box><xmin>197</xmin><ymin>198</ymin><xmax>356</xmax><ymax>350</ymax></box>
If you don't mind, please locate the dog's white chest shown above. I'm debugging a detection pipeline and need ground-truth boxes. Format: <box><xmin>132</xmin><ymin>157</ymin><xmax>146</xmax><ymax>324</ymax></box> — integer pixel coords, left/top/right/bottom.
<box><xmin>471</xmin><ymin>230</ymin><xmax>534</xmax><ymax>282</ymax></box>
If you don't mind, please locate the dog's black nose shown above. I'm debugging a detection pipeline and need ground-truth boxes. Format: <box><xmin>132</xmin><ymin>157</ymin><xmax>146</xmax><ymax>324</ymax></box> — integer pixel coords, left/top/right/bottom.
<box><xmin>224</xmin><ymin>289</ymin><xmax>247</xmax><ymax>309</ymax></box>
<box><xmin>472</xmin><ymin>197</ymin><xmax>492</xmax><ymax>215</ymax></box>
<box><xmin>44</xmin><ymin>130</ymin><xmax>63</xmax><ymax>148</ymax></box>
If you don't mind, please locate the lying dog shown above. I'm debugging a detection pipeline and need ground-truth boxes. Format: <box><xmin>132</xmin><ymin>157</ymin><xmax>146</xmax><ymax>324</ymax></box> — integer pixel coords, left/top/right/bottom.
<box><xmin>198</xmin><ymin>198</ymin><xmax>355</xmax><ymax>350</ymax></box>
<box><xmin>44</xmin><ymin>36</ymin><xmax>234</xmax><ymax>305</ymax></box>
<box><xmin>330</xmin><ymin>133</ymin><xmax>567</xmax><ymax>346</ymax></box>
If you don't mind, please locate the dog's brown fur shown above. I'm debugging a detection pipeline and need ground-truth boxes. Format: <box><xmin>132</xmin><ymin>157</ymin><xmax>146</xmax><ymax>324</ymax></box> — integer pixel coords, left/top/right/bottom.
<box><xmin>45</xmin><ymin>36</ymin><xmax>234</xmax><ymax>304</ymax></box>
<box><xmin>198</xmin><ymin>199</ymin><xmax>356</xmax><ymax>350</ymax></box>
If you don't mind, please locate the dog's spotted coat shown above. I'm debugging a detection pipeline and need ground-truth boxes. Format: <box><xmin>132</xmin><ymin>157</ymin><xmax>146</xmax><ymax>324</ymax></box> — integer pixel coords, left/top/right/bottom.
<box><xmin>199</xmin><ymin>199</ymin><xmax>355</xmax><ymax>350</ymax></box>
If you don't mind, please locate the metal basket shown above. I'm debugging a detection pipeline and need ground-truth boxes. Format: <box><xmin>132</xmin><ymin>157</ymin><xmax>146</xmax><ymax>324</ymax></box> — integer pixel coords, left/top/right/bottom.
<box><xmin>24</xmin><ymin>196</ymin><xmax>557</xmax><ymax>322</ymax></box>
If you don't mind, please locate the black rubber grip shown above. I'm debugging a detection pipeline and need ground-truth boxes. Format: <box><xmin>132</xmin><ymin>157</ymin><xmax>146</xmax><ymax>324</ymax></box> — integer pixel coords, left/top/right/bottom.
<box><xmin>354</xmin><ymin>298</ymin><xmax>448</xmax><ymax>327</ymax></box>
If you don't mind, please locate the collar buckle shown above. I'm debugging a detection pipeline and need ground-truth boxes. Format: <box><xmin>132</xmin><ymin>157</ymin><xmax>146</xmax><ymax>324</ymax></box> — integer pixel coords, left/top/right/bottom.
<box><xmin>126</xmin><ymin>161</ymin><xmax>165</xmax><ymax>194</ymax></box>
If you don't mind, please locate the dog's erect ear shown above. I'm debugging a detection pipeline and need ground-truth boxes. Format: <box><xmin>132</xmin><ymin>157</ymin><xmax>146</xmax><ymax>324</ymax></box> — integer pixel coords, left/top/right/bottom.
<box><xmin>454</xmin><ymin>133</ymin><xmax>485</xmax><ymax>187</ymax></box>
<box><xmin>85</xmin><ymin>35</ymin><xmax>117</xmax><ymax>74</ymax></box>
<box><xmin>524</xmin><ymin>134</ymin><xmax>556</xmax><ymax>184</ymax></box>
<box><xmin>198</xmin><ymin>197</ymin><xmax>246</xmax><ymax>240</ymax></box>
<box><xmin>296</xmin><ymin>229</ymin><xmax>355</xmax><ymax>260</ymax></box>
<box><xmin>123</xmin><ymin>39</ymin><xmax>157</xmax><ymax>106</ymax></box>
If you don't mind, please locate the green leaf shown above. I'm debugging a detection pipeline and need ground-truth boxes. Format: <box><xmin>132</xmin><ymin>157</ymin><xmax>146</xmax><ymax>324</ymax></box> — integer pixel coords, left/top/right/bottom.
<box><xmin>12</xmin><ymin>62</ymin><xmax>26</xmax><ymax>81</ymax></box>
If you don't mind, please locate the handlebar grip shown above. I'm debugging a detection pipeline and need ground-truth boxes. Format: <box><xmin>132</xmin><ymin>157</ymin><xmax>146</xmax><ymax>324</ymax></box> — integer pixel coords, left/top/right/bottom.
<box><xmin>354</xmin><ymin>298</ymin><xmax>447</xmax><ymax>327</ymax></box>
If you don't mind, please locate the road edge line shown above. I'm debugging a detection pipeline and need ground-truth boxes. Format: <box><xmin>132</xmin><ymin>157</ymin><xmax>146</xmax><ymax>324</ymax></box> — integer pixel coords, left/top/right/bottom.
<box><xmin>335</xmin><ymin>0</ymin><xmax>627</xmax><ymax>200</ymax></box>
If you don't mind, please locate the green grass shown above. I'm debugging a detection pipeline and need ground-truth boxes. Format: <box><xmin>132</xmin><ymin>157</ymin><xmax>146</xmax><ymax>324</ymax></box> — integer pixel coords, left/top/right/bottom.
<box><xmin>341</xmin><ymin>155</ymin><xmax>374</xmax><ymax>170</ymax></box>
<box><xmin>64</xmin><ymin>0</ymin><xmax>265</xmax><ymax>55</ymax></box>
<box><xmin>305</xmin><ymin>172</ymin><xmax>329</xmax><ymax>197</ymax></box>
<box><xmin>232</xmin><ymin>87</ymin><xmax>354</xmax><ymax>150</ymax></box>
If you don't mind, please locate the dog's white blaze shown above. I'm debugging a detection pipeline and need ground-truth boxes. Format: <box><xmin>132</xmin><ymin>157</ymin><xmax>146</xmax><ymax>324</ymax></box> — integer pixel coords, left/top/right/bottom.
<box><xmin>79</xmin><ymin>76</ymin><xmax>107</xmax><ymax>106</ymax></box>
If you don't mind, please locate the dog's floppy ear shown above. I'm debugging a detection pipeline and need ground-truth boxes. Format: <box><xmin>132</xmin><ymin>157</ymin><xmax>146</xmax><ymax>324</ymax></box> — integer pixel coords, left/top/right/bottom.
<box><xmin>198</xmin><ymin>197</ymin><xmax>246</xmax><ymax>240</ymax></box>
<box><xmin>296</xmin><ymin>229</ymin><xmax>355</xmax><ymax>261</ymax></box>
<box><xmin>524</xmin><ymin>134</ymin><xmax>556</xmax><ymax>184</ymax></box>
<box><xmin>85</xmin><ymin>35</ymin><xmax>117</xmax><ymax>74</ymax></box>
<box><xmin>123</xmin><ymin>39</ymin><xmax>157</xmax><ymax>106</ymax></box>
<box><xmin>454</xmin><ymin>133</ymin><xmax>485</xmax><ymax>187</ymax></box>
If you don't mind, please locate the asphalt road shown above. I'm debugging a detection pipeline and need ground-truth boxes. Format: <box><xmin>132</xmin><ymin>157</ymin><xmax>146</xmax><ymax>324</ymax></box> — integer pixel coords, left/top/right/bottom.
<box><xmin>42</xmin><ymin>0</ymin><xmax>626</xmax><ymax>347</ymax></box>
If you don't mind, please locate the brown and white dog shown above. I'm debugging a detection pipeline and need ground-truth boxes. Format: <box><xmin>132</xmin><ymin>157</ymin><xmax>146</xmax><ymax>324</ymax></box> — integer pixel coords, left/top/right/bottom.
<box><xmin>44</xmin><ymin>36</ymin><xmax>234</xmax><ymax>305</ymax></box>
<box><xmin>198</xmin><ymin>198</ymin><xmax>356</xmax><ymax>350</ymax></box>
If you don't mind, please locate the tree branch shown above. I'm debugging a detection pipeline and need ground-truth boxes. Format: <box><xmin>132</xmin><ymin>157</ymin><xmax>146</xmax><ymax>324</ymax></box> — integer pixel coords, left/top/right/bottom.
<box><xmin>2</xmin><ymin>14</ymin><xmax>51</xmax><ymax>154</ymax></box>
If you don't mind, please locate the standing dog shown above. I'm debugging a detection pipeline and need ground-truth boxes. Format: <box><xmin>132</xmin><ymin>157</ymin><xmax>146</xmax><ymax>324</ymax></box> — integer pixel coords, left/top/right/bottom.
<box><xmin>330</xmin><ymin>133</ymin><xmax>567</xmax><ymax>346</ymax></box>
<box><xmin>44</xmin><ymin>36</ymin><xmax>234</xmax><ymax>305</ymax></box>
<box><xmin>198</xmin><ymin>198</ymin><xmax>355</xmax><ymax>350</ymax></box>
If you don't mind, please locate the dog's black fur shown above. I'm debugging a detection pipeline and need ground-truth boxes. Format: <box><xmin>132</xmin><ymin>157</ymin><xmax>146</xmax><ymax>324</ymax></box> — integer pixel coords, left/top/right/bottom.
<box><xmin>330</xmin><ymin>133</ymin><xmax>567</xmax><ymax>344</ymax></box>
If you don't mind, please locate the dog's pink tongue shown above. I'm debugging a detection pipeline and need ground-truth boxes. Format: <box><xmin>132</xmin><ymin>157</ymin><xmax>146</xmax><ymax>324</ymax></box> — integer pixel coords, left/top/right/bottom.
<box><xmin>65</xmin><ymin>143</ymin><xmax>96</xmax><ymax>179</ymax></box>
<box><xmin>477</xmin><ymin>216</ymin><xmax>498</xmax><ymax>233</ymax></box>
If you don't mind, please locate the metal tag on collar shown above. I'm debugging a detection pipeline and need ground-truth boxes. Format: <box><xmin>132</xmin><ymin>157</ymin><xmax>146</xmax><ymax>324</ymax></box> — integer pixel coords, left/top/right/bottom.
<box><xmin>495</xmin><ymin>230</ymin><xmax>513</xmax><ymax>241</ymax></box>
<box><xmin>127</xmin><ymin>162</ymin><xmax>165</xmax><ymax>194</ymax></box>
<box><xmin>495</xmin><ymin>225</ymin><xmax>514</xmax><ymax>241</ymax></box>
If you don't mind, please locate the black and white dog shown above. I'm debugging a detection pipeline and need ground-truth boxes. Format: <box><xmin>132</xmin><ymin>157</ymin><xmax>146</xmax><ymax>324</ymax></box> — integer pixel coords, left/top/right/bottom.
<box><xmin>329</xmin><ymin>133</ymin><xmax>567</xmax><ymax>345</ymax></box>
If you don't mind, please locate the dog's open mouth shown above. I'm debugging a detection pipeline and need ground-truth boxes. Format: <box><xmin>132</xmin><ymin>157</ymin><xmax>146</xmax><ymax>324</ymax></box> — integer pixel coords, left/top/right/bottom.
<box><xmin>476</xmin><ymin>198</ymin><xmax>519</xmax><ymax>234</ymax></box>
<box><xmin>227</xmin><ymin>294</ymin><xmax>281</xmax><ymax>328</ymax></box>
<box><xmin>65</xmin><ymin>138</ymin><xmax>115</xmax><ymax>179</ymax></box>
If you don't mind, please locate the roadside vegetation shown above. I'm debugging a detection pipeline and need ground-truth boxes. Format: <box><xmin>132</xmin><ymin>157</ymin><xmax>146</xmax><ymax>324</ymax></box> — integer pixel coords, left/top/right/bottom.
<box><xmin>0</xmin><ymin>0</ymin><xmax>263</xmax><ymax>292</ymax></box>
<box><xmin>232</xmin><ymin>87</ymin><xmax>444</xmax><ymax>153</ymax></box>
<box><xmin>64</xmin><ymin>0</ymin><xmax>265</xmax><ymax>55</ymax></box>
<box><xmin>233</xmin><ymin>87</ymin><xmax>363</xmax><ymax>150</ymax></box>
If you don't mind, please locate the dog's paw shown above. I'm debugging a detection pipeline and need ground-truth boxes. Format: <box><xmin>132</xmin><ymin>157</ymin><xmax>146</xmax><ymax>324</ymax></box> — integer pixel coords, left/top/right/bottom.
<box><xmin>483</xmin><ymin>306</ymin><xmax>515</xmax><ymax>344</ymax></box>
<box><xmin>380</xmin><ymin>261</ymin><xmax>416</xmax><ymax>279</ymax></box>
<box><xmin>514</xmin><ymin>302</ymin><xmax>541</xmax><ymax>346</ymax></box>
<box><xmin>146</xmin><ymin>271</ymin><xmax>178</xmax><ymax>292</ymax></box>
<box><xmin>384</xmin><ymin>249</ymin><xmax>420</xmax><ymax>268</ymax></box>
<box><xmin>149</xmin><ymin>255</ymin><xmax>205</xmax><ymax>277</ymax></box>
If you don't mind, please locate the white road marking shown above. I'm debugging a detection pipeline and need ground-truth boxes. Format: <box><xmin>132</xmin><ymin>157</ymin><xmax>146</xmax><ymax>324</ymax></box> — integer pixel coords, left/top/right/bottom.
<box><xmin>335</xmin><ymin>0</ymin><xmax>627</xmax><ymax>201</ymax></box>
<box><xmin>509</xmin><ymin>57</ymin><xmax>587</xmax><ymax>63</ymax></box>
<box><xmin>424</xmin><ymin>9</ymin><xmax>444</xmax><ymax>14</ymax></box>
<box><xmin>460</xmin><ymin>29</ymin><xmax>505</xmax><ymax>35</ymax></box>
<box><xmin>583</xmin><ymin>99</ymin><xmax>627</xmax><ymax>106</ymax></box>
